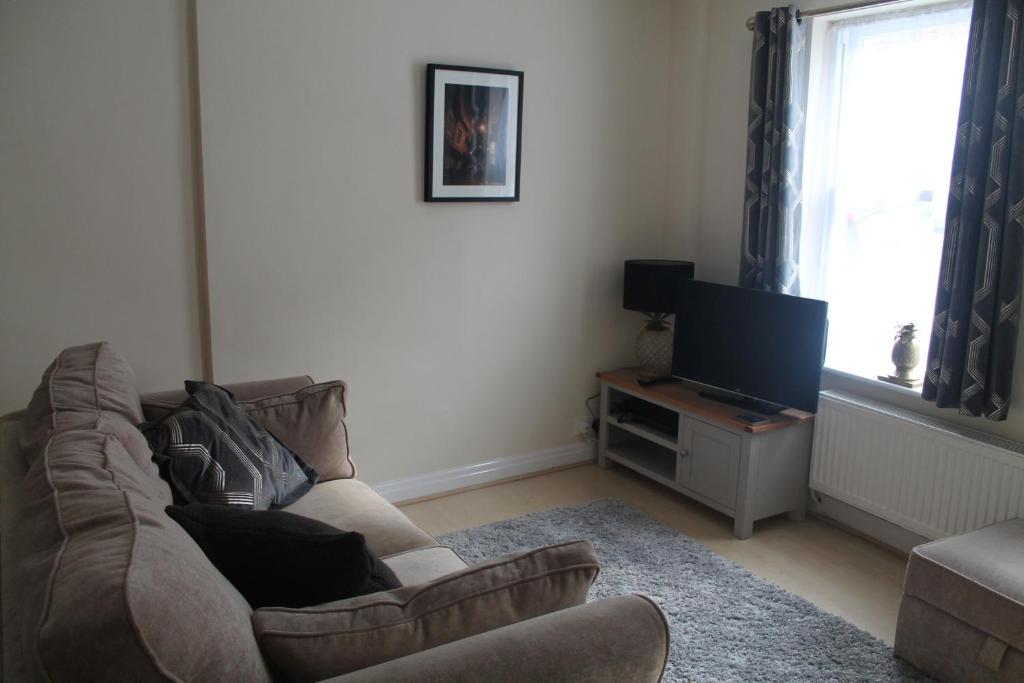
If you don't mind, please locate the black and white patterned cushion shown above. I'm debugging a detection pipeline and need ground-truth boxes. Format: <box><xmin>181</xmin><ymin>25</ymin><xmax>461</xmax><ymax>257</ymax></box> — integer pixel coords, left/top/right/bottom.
<box><xmin>141</xmin><ymin>381</ymin><xmax>318</xmax><ymax>509</ymax></box>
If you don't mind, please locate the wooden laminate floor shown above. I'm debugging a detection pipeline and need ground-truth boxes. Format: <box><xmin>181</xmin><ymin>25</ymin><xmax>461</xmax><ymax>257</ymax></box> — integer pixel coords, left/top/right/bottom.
<box><xmin>399</xmin><ymin>462</ymin><xmax>909</xmax><ymax>644</ymax></box>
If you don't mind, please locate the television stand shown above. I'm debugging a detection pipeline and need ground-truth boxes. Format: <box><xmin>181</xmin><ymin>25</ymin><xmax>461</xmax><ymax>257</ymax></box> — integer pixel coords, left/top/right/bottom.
<box><xmin>697</xmin><ymin>389</ymin><xmax>784</xmax><ymax>415</ymax></box>
<box><xmin>596</xmin><ymin>368</ymin><xmax>814</xmax><ymax>538</ymax></box>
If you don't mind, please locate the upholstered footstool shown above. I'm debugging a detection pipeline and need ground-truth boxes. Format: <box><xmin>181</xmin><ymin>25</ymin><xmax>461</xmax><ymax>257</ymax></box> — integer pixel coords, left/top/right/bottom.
<box><xmin>895</xmin><ymin>518</ymin><xmax>1024</xmax><ymax>682</ymax></box>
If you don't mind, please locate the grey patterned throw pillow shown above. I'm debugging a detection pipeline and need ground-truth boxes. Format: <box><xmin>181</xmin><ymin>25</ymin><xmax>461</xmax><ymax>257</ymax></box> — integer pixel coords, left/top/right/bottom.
<box><xmin>141</xmin><ymin>381</ymin><xmax>319</xmax><ymax>509</ymax></box>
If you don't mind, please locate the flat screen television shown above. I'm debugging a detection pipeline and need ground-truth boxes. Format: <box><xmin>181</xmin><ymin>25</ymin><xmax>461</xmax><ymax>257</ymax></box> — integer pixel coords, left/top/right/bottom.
<box><xmin>671</xmin><ymin>280</ymin><xmax>828</xmax><ymax>413</ymax></box>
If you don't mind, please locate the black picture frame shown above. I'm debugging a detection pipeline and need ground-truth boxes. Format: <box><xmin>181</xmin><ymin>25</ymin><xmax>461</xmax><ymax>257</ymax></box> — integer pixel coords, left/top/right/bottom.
<box><xmin>424</xmin><ymin>64</ymin><xmax>523</xmax><ymax>202</ymax></box>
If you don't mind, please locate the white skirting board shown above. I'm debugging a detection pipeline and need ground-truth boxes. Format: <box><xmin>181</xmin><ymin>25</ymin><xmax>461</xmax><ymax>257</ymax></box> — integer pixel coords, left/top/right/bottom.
<box><xmin>371</xmin><ymin>441</ymin><xmax>596</xmax><ymax>504</ymax></box>
<box><xmin>809</xmin><ymin>492</ymin><xmax>929</xmax><ymax>554</ymax></box>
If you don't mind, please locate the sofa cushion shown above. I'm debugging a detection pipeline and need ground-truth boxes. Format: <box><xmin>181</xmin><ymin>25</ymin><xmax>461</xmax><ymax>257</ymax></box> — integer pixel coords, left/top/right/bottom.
<box><xmin>5</xmin><ymin>426</ymin><xmax>271</xmax><ymax>682</ymax></box>
<box><xmin>143</xmin><ymin>379</ymin><xmax>355</xmax><ymax>481</ymax></box>
<box><xmin>252</xmin><ymin>540</ymin><xmax>599</xmax><ymax>682</ymax></box>
<box><xmin>15</xmin><ymin>407</ymin><xmax>172</xmax><ymax>502</ymax></box>
<box><xmin>243</xmin><ymin>381</ymin><xmax>354</xmax><ymax>481</ymax></box>
<box><xmin>19</xmin><ymin>341</ymin><xmax>144</xmax><ymax>464</ymax></box>
<box><xmin>141</xmin><ymin>381</ymin><xmax>318</xmax><ymax>509</ymax></box>
<box><xmin>166</xmin><ymin>503</ymin><xmax>400</xmax><ymax>608</ymax></box>
<box><xmin>283</xmin><ymin>478</ymin><xmax>437</xmax><ymax>556</ymax></box>
<box><xmin>903</xmin><ymin>518</ymin><xmax>1024</xmax><ymax>653</ymax></box>
<box><xmin>381</xmin><ymin>546</ymin><xmax>469</xmax><ymax>586</ymax></box>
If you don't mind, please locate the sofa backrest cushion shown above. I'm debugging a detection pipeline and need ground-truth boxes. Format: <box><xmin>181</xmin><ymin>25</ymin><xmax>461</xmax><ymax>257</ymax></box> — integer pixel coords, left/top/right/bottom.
<box><xmin>6</xmin><ymin>422</ymin><xmax>272</xmax><ymax>682</ymax></box>
<box><xmin>19</xmin><ymin>341</ymin><xmax>144</xmax><ymax>465</ymax></box>
<box><xmin>242</xmin><ymin>381</ymin><xmax>353</xmax><ymax>481</ymax></box>
<box><xmin>252</xmin><ymin>540</ymin><xmax>599</xmax><ymax>682</ymax></box>
<box><xmin>142</xmin><ymin>375</ymin><xmax>315</xmax><ymax>411</ymax></box>
<box><xmin>143</xmin><ymin>379</ymin><xmax>355</xmax><ymax>481</ymax></box>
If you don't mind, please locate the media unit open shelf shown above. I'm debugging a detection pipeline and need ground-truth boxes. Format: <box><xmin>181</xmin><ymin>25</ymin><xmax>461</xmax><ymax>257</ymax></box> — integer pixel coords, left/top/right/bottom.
<box><xmin>597</xmin><ymin>368</ymin><xmax>815</xmax><ymax>539</ymax></box>
<box><xmin>604</xmin><ymin>430</ymin><xmax>676</xmax><ymax>485</ymax></box>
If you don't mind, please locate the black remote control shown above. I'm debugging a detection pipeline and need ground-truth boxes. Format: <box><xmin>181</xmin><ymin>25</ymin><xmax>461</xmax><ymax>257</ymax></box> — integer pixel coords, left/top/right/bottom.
<box><xmin>637</xmin><ymin>376</ymin><xmax>680</xmax><ymax>387</ymax></box>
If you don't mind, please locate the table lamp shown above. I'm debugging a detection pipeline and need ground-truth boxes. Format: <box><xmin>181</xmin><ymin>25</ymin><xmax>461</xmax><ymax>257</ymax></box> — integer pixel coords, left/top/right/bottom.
<box><xmin>623</xmin><ymin>259</ymin><xmax>695</xmax><ymax>377</ymax></box>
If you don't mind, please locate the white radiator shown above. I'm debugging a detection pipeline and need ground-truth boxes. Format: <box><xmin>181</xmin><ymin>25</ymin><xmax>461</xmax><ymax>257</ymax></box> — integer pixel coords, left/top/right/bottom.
<box><xmin>810</xmin><ymin>390</ymin><xmax>1024</xmax><ymax>540</ymax></box>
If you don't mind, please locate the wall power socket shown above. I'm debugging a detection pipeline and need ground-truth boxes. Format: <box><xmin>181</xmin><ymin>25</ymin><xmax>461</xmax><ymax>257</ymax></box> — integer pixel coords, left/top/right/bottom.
<box><xmin>576</xmin><ymin>417</ymin><xmax>597</xmax><ymax>442</ymax></box>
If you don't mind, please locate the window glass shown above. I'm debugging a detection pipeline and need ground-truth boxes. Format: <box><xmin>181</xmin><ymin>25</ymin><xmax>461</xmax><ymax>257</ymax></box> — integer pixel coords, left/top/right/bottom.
<box><xmin>801</xmin><ymin>2</ymin><xmax>972</xmax><ymax>379</ymax></box>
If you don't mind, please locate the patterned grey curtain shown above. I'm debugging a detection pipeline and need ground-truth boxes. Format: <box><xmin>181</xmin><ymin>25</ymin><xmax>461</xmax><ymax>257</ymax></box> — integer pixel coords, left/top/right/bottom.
<box><xmin>923</xmin><ymin>0</ymin><xmax>1024</xmax><ymax>420</ymax></box>
<box><xmin>739</xmin><ymin>6</ymin><xmax>806</xmax><ymax>295</ymax></box>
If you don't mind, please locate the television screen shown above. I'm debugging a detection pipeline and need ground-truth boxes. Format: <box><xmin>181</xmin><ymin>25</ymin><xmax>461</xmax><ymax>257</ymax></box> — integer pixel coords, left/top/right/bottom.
<box><xmin>671</xmin><ymin>280</ymin><xmax>828</xmax><ymax>413</ymax></box>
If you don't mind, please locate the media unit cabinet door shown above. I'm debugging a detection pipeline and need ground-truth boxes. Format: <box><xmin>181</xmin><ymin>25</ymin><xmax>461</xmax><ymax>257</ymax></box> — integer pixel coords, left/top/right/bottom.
<box><xmin>681</xmin><ymin>418</ymin><xmax>742</xmax><ymax>510</ymax></box>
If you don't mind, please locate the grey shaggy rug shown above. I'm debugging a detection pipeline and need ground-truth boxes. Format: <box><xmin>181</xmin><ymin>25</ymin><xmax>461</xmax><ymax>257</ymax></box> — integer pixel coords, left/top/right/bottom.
<box><xmin>438</xmin><ymin>499</ymin><xmax>930</xmax><ymax>683</ymax></box>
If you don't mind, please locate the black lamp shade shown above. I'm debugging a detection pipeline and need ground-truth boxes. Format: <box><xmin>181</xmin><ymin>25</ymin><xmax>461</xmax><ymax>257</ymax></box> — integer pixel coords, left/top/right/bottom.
<box><xmin>623</xmin><ymin>260</ymin><xmax>695</xmax><ymax>314</ymax></box>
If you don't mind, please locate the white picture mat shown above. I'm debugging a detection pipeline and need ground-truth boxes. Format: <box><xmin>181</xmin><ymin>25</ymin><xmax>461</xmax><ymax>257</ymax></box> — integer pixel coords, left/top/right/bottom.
<box><xmin>431</xmin><ymin>69</ymin><xmax>519</xmax><ymax>198</ymax></box>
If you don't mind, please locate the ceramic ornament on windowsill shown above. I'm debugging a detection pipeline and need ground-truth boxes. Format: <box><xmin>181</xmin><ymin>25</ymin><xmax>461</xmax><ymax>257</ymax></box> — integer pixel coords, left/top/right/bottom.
<box><xmin>878</xmin><ymin>323</ymin><xmax>924</xmax><ymax>388</ymax></box>
<box><xmin>636</xmin><ymin>312</ymin><xmax>674</xmax><ymax>377</ymax></box>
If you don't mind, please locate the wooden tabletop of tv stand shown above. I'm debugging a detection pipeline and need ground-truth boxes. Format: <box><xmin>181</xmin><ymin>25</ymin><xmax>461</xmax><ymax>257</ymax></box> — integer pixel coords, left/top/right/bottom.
<box><xmin>596</xmin><ymin>368</ymin><xmax>814</xmax><ymax>434</ymax></box>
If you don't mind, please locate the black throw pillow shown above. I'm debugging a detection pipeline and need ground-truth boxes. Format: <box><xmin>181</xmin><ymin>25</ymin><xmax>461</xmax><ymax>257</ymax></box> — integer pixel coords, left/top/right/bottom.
<box><xmin>166</xmin><ymin>503</ymin><xmax>401</xmax><ymax>608</ymax></box>
<box><xmin>141</xmin><ymin>381</ymin><xmax>318</xmax><ymax>509</ymax></box>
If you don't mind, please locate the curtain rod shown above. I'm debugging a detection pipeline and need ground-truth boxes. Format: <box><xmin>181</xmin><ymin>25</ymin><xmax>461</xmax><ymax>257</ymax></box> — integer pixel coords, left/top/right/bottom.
<box><xmin>745</xmin><ymin>0</ymin><xmax>911</xmax><ymax>30</ymax></box>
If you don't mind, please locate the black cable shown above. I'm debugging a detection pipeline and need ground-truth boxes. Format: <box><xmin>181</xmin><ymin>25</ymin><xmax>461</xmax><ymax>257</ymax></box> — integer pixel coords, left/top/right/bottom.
<box><xmin>585</xmin><ymin>393</ymin><xmax>600</xmax><ymax>419</ymax></box>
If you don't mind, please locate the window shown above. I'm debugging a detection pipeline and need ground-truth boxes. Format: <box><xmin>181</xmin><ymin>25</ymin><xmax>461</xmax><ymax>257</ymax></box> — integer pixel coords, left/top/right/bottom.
<box><xmin>800</xmin><ymin>1</ymin><xmax>972</xmax><ymax>380</ymax></box>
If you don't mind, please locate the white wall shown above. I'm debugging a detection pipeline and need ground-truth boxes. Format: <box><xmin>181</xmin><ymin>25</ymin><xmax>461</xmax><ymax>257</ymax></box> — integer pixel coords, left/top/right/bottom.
<box><xmin>0</xmin><ymin>0</ymin><xmax>204</xmax><ymax>411</ymax></box>
<box><xmin>195</xmin><ymin>0</ymin><xmax>672</xmax><ymax>482</ymax></box>
<box><xmin>3</xmin><ymin>0</ymin><xmax>1019</xmax><ymax>478</ymax></box>
<box><xmin>666</xmin><ymin>0</ymin><xmax>710</xmax><ymax>264</ymax></box>
<box><xmin>671</xmin><ymin>0</ymin><xmax>1024</xmax><ymax>442</ymax></box>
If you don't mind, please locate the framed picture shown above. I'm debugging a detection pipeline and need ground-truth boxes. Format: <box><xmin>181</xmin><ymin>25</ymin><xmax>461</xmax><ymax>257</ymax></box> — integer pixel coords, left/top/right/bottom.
<box><xmin>424</xmin><ymin>64</ymin><xmax>523</xmax><ymax>202</ymax></box>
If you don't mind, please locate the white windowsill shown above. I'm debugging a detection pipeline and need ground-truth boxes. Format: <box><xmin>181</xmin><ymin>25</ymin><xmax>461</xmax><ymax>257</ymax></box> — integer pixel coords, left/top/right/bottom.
<box><xmin>822</xmin><ymin>367</ymin><xmax>924</xmax><ymax>398</ymax></box>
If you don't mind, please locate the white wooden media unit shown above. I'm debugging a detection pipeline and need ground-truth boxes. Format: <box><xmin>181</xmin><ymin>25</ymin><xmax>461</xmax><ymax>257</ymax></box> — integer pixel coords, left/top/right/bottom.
<box><xmin>597</xmin><ymin>368</ymin><xmax>815</xmax><ymax>539</ymax></box>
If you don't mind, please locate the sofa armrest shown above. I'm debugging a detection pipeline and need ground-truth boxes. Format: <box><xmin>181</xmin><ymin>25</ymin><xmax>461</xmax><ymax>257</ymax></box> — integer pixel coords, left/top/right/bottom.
<box><xmin>319</xmin><ymin>595</ymin><xmax>670</xmax><ymax>683</ymax></box>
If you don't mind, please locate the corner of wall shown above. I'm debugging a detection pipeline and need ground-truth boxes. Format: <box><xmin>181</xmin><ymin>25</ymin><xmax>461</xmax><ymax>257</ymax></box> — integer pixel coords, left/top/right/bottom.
<box><xmin>185</xmin><ymin>0</ymin><xmax>214</xmax><ymax>382</ymax></box>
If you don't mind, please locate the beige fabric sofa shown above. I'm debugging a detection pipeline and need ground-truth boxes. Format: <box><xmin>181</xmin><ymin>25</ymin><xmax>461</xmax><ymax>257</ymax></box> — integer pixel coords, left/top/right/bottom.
<box><xmin>0</xmin><ymin>343</ymin><xmax>669</xmax><ymax>682</ymax></box>
<box><xmin>895</xmin><ymin>519</ymin><xmax>1024</xmax><ymax>682</ymax></box>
